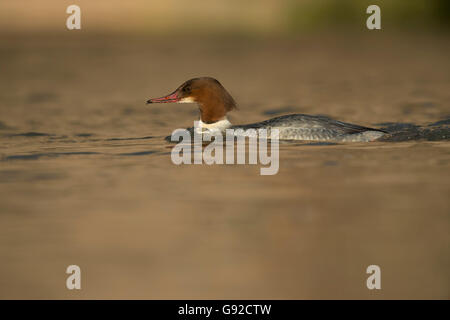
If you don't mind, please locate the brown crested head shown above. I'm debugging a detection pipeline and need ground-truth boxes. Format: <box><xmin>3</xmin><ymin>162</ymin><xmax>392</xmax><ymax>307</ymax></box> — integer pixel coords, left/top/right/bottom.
<box><xmin>147</xmin><ymin>77</ymin><xmax>236</xmax><ymax>123</ymax></box>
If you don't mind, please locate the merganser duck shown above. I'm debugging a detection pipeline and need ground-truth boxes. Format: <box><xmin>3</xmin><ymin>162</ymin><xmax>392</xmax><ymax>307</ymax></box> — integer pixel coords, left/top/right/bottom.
<box><xmin>146</xmin><ymin>77</ymin><xmax>386</xmax><ymax>142</ymax></box>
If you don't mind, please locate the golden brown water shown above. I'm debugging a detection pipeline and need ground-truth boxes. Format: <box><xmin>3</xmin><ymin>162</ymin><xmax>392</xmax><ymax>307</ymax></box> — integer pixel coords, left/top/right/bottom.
<box><xmin>0</xmin><ymin>33</ymin><xmax>449</xmax><ymax>299</ymax></box>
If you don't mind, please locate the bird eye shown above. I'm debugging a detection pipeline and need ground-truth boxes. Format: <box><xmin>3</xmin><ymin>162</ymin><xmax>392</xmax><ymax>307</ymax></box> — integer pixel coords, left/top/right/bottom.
<box><xmin>183</xmin><ymin>86</ymin><xmax>191</xmax><ymax>93</ymax></box>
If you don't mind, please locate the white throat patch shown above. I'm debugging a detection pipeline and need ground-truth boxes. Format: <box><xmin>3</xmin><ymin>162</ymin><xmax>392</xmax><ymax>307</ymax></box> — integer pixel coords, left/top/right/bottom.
<box><xmin>195</xmin><ymin>118</ymin><xmax>232</xmax><ymax>134</ymax></box>
<box><xmin>179</xmin><ymin>97</ymin><xmax>196</xmax><ymax>103</ymax></box>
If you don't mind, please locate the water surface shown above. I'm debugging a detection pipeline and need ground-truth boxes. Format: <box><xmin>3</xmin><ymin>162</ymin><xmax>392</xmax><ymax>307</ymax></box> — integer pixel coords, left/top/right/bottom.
<box><xmin>0</xmin><ymin>34</ymin><xmax>449</xmax><ymax>299</ymax></box>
